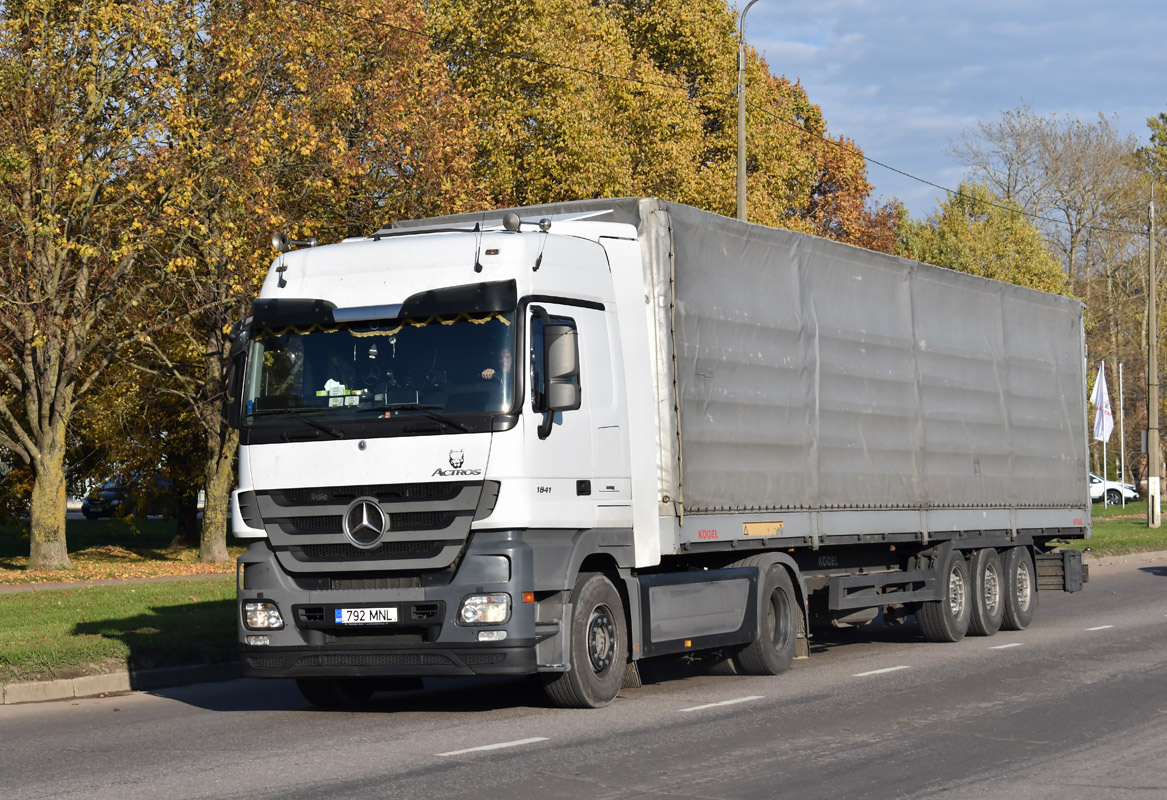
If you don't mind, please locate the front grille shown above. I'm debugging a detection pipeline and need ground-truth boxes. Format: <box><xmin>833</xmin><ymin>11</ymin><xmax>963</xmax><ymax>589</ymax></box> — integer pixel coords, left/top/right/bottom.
<box><xmin>246</xmin><ymin>656</ymin><xmax>286</xmax><ymax>669</ymax></box>
<box><xmin>282</xmin><ymin>483</ymin><xmax>460</xmax><ymax>505</ymax></box>
<box><xmin>458</xmin><ymin>652</ymin><xmax>507</xmax><ymax>666</ymax></box>
<box><xmin>295</xmin><ymin>653</ymin><xmax>452</xmax><ymax>667</ymax></box>
<box><xmin>290</xmin><ymin>516</ymin><xmax>342</xmax><ymax>533</ymax></box>
<box><xmin>293</xmin><ymin>541</ymin><xmax>443</xmax><ymax>561</ymax></box>
<box><xmin>392</xmin><ymin>511</ymin><xmax>449</xmax><ymax>529</ymax></box>
<box><xmin>283</xmin><ymin>511</ymin><xmax>451</xmax><ymax>536</ymax></box>
<box><xmin>338</xmin><ymin>576</ymin><xmax>422</xmax><ymax>590</ymax></box>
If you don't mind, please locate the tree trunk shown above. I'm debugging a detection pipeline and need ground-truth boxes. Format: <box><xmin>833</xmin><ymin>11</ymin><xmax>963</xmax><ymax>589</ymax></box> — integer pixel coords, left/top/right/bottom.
<box><xmin>27</xmin><ymin>434</ymin><xmax>72</xmax><ymax>570</ymax></box>
<box><xmin>199</xmin><ymin>425</ymin><xmax>237</xmax><ymax>563</ymax></box>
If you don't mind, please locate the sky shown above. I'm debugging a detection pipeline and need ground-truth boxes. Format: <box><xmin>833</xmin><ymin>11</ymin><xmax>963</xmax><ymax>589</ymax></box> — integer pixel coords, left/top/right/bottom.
<box><xmin>739</xmin><ymin>1</ymin><xmax>1167</xmax><ymax>220</ymax></box>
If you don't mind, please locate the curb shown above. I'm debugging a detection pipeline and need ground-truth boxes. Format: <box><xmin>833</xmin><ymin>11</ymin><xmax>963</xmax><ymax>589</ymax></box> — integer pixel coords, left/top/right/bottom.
<box><xmin>1</xmin><ymin>662</ymin><xmax>239</xmax><ymax>706</ymax></box>
<box><xmin>1082</xmin><ymin>549</ymin><xmax>1167</xmax><ymax>567</ymax></box>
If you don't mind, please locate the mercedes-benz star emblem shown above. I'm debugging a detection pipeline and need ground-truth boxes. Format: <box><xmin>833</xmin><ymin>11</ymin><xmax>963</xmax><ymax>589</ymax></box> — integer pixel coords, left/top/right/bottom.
<box><xmin>342</xmin><ymin>498</ymin><xmax>387</xmax><ymax>549</ymax></box>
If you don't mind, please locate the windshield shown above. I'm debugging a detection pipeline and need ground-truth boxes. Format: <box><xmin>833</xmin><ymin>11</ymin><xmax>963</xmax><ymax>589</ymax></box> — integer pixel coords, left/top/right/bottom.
<box><xmin>242</xmin><ymin>311</ymin><xmax>515</xmax><ymax>426</ymax></box>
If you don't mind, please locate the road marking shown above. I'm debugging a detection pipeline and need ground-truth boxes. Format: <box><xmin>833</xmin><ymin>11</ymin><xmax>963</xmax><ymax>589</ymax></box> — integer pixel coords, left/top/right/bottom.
<box><xmin>990</xmin><ymin>642</ymin><xmax>1024</xmax><ymax>649</ymax></box>
<box><xmin>437</xmin><ymin>737</ymin><xmax>549</xmax><ymax>757</ymax></box>
<box><xmin>1085</xmin><ymin>625</ymin><xmax>1115</xmax><ymax>631</ymax></box>
<box><xmin>853</xmin><ymin>666</ymin><xmax>911</xmax><ymax>677</ymax></box>
<box><xmin>681</xmin><ymin>695</ymin><xmax>765</xmax><ymax>712</ymax></box>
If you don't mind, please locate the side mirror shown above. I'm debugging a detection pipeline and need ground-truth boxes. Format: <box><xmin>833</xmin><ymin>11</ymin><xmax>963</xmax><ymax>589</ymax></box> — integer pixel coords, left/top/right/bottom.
<box><xmin>538</xmin><ymin>324</ymin><xmax>580</xmax><ymax>440</ymax></box>
<box><xmin>542</xmin><ymin>325</ymin><xmax>580</xmax><ymax>412</ymax></box>
<box><xmin>223</xmin><ymin>320</ymin><xmax>251</xmax><ymax>429</ymax></box>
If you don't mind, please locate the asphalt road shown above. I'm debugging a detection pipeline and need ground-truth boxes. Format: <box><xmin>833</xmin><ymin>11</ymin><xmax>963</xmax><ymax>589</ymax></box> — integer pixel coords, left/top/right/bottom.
<box><xmin>4</xmin><ymin>556</ymin><xmax>1166</xmax><ymax>800</ymax></box>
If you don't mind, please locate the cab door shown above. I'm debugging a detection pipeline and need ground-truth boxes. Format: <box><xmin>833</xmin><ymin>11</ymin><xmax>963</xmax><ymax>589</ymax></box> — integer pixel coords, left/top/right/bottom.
<box><xmin>523</xmin><ymin>302</ymin><xmax>602</xmax><ymax>529</ymax></box>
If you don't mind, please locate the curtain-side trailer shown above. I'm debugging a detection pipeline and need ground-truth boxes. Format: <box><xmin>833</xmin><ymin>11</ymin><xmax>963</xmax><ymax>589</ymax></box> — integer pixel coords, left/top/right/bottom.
<box><xmin>229</xmin><ymin>198</ymin><xmax>1089</xmax><ymax>709</ymax></box>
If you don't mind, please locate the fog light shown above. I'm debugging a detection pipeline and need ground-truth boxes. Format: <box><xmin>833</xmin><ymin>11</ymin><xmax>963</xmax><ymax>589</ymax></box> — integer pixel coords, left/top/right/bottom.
<box><xmin>477</xmin><ymin>630</ymin><xmax>507</xmax><ymax>642</ymax></box>
<box><xmin>246</xmin><ymin>635</ymin><xmax>271</xmax><ymax>646</ymax></box>
<box><xmin>458</xmin><ymin>593</ymin><xmax>510</xmax><ymax>625</ymax></box>
<box><xmin>243</xmin><ymin>601</ymin><xmax>284</xmax><ymax>630</ymax></box>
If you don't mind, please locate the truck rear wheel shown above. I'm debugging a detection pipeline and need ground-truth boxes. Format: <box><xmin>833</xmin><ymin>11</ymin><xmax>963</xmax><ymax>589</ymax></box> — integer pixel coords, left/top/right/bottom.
<box><xmin>542</xmin><ymin>572</ymin><xmax>628</xmax><ymax>709</ymax></box>
<box><xmin>734</xmin><ymin>565</ymin><xmax>798</xmax><ymax>676</ymax></box>
<box><xmin>968</xmin><ymin>548</ymin><xmax>1004</xmax><ymax>636</ymax></box>
<box><xmin>917</xmin><ymin>550</ymin><xmax>971</xmax><ymax>643</ymax></box>
<box><xmin>295</xmin><ymin>677</ymin><xmax>376</xmax><ymax>709</ymax></box>
<box><xmin>1001</xmin><ymin>546</ymin><xmax>1036</xmax><ymax>631</ymax></box>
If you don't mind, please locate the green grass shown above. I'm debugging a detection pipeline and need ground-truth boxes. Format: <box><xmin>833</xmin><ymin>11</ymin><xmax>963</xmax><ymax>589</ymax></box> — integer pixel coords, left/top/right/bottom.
<box><xmin>0</xmin><ymin>577</ymin><xmax>236</xmax><ymax>684</ymax></box>
<box><xmin>1090</xmin><ymin>497</ymin><xmax>1148</xmax><ymax>519</ymax></box>
<box><xmin>1065</xmin><ymin>515</ymin><xmax>1167</xmax><ymax>557</ymax></box>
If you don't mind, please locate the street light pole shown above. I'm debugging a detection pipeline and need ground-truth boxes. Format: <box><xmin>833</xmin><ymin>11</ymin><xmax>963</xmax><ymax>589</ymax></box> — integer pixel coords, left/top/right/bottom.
<box><xmin>1151</xmin><ymin>171</ymin><xmax>1163</xmax><ymax>528</ymax></box>
<box><xmin>736</xmin><ymin>0</ymin><xmax>760</xmax><ymax>222</ymax></box>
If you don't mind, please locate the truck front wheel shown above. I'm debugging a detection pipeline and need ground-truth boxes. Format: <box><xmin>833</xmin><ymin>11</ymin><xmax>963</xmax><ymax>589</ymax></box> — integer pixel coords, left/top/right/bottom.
<box><xmin>542</xmin><ymin>572</ymin><xmax>628</xmax><ymax>709</ymax></box>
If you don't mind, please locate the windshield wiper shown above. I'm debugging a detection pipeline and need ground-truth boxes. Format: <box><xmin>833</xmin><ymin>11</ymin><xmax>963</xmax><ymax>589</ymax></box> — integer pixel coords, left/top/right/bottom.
<box><xmin>249</xmin><ymin>406</ymin><xmax>343</xmax><ymax>439</ymax></box>
<box><xmin>358</xmin><ymin>403</ymin><xmax>471</xmax><ymax>432</ymax></box>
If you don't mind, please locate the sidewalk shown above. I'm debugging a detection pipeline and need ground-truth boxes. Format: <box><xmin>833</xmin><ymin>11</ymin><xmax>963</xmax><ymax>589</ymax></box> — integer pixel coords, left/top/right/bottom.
<box><xmin>1</xmin><ymin>662</ymin><xmax>240</xmax><ymax>705</ymax></box>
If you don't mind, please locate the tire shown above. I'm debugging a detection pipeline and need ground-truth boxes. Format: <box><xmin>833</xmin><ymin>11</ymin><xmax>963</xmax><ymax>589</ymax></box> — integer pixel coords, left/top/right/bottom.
<box><xmin>968</xmin><ymin>548</ymin><xmax>1004</xmax><ymax>637</ymax></box>
<box><xmin>734</xmin><ymin>565</ymin><xmax>798</xmax><ymax>676</ymax></box>
<box><xmin>295</xmin><ymin>677</ymin><xmax>376</xmax><ymax>709</ymax></box>
<box><xmin>1000</xmin><ymin>546</ymin><xmax>1036</xmax><ymax>631</ymax></box>
<box><xmin>542</xmin><ymin>572</ymin><xmax>628</xmax><ymax>709</ymax></box>
<box><xmin>917</xmin><ymin>550</ymin><xmax>971</xmax><ymax>643</ymax></box>
<box><xmin>1105</xmin><ymin>489</ymin><xmax>1121</xmax><ymax>505</ymax></box>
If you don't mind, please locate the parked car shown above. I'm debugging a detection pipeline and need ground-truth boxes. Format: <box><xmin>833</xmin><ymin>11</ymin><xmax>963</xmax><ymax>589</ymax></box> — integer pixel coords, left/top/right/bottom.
<box><xmin>81</xmin><ymin>475</ymin><xmax>177</xmax><ymax>519</ymax></box>
<box><xmin>1088</xmin><ymin>472</ymin><xmax>1139</xmax><ymax>504</ymax></box>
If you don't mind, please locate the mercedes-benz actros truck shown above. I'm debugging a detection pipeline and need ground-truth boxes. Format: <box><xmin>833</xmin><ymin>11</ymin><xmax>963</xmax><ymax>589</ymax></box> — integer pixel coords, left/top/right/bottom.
<box><xmin>228</xmin><ymin>198</ymin><xmax>1089</xmax><ymax>709</ymax></box>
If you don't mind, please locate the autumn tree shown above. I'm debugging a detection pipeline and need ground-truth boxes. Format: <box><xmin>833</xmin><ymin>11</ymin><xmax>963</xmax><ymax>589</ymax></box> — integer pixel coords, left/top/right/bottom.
<box><xmin>949</xmin><ymin>102</ymin><xmax>1142</xmax><ymax>284</ymax></box>
<box><xmin>0</xmin><ymin>0</ymin><xmax>190</xmax><ymax>568</ymax></box>
<box><xmin>428</xmin><ymin>0</ymin><xmax>899</xmax><ymax>251</ymax></box>
<box><xmin>898</xmin><ymin>182</ymin><xmax>1069</xmax><ymax>294</ymax></box>
<box><xmin>135</xmin><ymin>0</ymin><xmax>479</xmax><ymax>561</ymax></box>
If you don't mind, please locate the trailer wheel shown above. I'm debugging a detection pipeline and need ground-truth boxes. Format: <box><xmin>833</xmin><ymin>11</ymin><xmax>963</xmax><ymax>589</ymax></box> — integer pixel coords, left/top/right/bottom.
<box><xmin>917</xmin><ymin>550</ymin><xmax>971</xmax><ymax>643</ymax></box>
<box><xmin>734</xmin><ymin>565</ymin><xmax>798</xmax><ymax>676</ymax></box>
<box><xmin>968</xmin><ymin>548</ymin><xmax>1004</xmax><ymax>636</ymax></box>
<box><xmin>1001</xmin><ymin>546</ymin><xmax>1036</xmax><ymax>631</ymax></box>
<box><xmin>542</xmin><ymin>572</ymin><xmax>628</xmax><ymax>709</ymax></box>
<box><xmin>295</xmin><ymin>677</ymin><xmax>376</xmax><ymax>709</ymax></box>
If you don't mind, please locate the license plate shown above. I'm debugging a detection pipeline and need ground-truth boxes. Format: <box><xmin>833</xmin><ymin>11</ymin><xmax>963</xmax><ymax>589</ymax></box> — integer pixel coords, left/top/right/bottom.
<box><xmin>335</xmin><ymin>607</ymin><xmax>398</xmax><ymax>625</ymax></box>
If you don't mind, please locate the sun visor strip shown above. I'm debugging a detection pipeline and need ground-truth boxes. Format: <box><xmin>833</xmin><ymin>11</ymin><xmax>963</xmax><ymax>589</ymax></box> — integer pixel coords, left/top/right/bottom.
<box><xmin>250</xmin><ymin>298</ymin><xmax>337</xmax><ymax>329</ymax></box>
<box><xmin>400</xmin><ymin>280</ymin><xmax>517</xmax><ymax>317</ymax></box>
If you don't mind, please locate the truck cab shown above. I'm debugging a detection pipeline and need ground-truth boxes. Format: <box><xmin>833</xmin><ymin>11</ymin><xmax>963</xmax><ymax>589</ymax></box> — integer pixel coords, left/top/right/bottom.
<box><xmin>229</xmin><ymin>214</ymin><xmax>651</xmax><ymax>708</ymax></box>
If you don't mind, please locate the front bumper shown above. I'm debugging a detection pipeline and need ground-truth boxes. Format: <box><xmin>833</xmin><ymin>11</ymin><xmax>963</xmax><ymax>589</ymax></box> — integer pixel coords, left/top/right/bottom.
<box><xmin>236</xmin><ymin>529</ymin><xmax>539</xmax><ymax>680</ymax></box>
<box><xmin>240</xmin><ymin>641</ymin><xmax>536</xmax><ymax>678</ymax></box>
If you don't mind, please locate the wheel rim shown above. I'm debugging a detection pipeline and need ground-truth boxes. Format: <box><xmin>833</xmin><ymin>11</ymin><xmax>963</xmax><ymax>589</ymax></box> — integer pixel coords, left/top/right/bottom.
<box><xmin>984</xmin><ymin>563</ymin><xmax>1001</xmax><ymax>616</ymax></box>
<box><xmin>768</xmin><ymin>589</ymin><xmax>793</xmax><ymax>651</ymax></box>
<box><xmin>587</xmin><ymin>605</ymin><xmax>616</xmax><ymax>673</ymax></box>
<box><xmin>948</xmin><ymin>566</ymin><xmax>967</xmax><ymax>617</ymax></box>
<box><xmin>1015</xmin><ymin>562</ymin><xmax>1032</xmax><ymax>612</ymax></box>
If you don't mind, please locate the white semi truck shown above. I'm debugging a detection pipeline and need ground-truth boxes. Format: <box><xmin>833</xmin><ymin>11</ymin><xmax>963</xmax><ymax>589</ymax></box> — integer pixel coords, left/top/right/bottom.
<box><xmin>228</xmin><ymin>198</ymin><xmax>1090</xmax><ymax>709</ymax></box>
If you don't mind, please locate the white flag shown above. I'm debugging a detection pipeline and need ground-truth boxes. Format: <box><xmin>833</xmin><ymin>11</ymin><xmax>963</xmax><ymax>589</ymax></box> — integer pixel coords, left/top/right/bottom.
<box><xmin>1090</xmin><ymin>362</ymin><xmax>1114</xmax><ymax>442</ymax></box>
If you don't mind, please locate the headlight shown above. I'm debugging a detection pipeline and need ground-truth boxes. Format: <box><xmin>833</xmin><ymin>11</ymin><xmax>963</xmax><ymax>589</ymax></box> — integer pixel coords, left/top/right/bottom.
<box><xmin>458</xmin><ymin>593</ymin><xmax>510</xmax><ymax>625</ymax></box>
<box><xmin>243</xmin><ymin>601</ymin><xmax>284</xmax><ymax>630</ymax></box>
